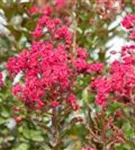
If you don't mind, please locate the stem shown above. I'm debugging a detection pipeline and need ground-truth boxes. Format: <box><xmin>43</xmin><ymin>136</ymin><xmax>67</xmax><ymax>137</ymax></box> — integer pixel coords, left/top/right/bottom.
<box><xmin>72</xmin><ymin>0</ymin><xmax>78</xmax><ymax>55</ymax></box>
<box><xmin>86</xmin><ymin>125</ymin><xmax>103</xmax><ymax>144</ymax></box>
<box><xmin>51</xmin><ymin>108</ymin><xmax>61</xmax><ymax>150</ymax></box>
<box><xmin>102</xmin><ymin>109</ymin><xmax>107</xmax><ymax>150</ymax></box>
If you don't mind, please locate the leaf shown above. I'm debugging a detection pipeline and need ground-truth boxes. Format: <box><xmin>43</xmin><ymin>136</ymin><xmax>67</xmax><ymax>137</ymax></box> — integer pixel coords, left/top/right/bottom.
<box><xmin>30</xmin><ymin>130</ymin><xmax>44</xmax><ymax>142</ymax></box>
<box><xmin>0</xmin><ymin>117</ymin><xmax>6</xmax><ymax>124</ymax></box>
<box><xmin>13</xmin><ymin>143</ymin><xmax>30</xmax><ymax>150</ymax></box>
<box><xmin>23</xmin><ymin>129</ymin><xmax>31</xmax><ymax>139</ymax></box>
<box><xmin>23</xmin><ymin>129</ymin><xmax>44</xmax><ymax>142</ymax></box>
<box><xmin>1</xmin><ymin>108</ymin><xmax>10</xmax><ymax>118</ymax></box>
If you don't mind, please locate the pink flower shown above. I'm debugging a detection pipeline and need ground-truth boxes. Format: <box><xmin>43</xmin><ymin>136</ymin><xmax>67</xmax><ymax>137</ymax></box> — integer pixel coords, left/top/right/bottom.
<box><xmin>74</xmin><ymin>58</ymin><xmax>88</xmax><ymax>72</ymax></box>
<box><xmin>28</xmin><ymin>6</ymin><xmax>38</xmax><ymax>15</ymax></box>
<box><xmin>55</xmin><ymin>0</ymin><xmax>66</xmax><ymax>8</ymax></box>
<box><xmin>55</xmin><ymin>26</ymin><xmax>72</xmax><ymax>48</ymax></box>
<box><xmin>51</xmin><ymin>101</ymin><xmax>60</xmax><ymax>108</ymax></box>
<box><xmin>0</xmin><ymin>72</ymin><xmax>3</xmax><ymax>87</ymax></box>
<box><xmin>95</xmin><ymin>94</ymin><xmax>107</xmax><ymax>106</ymax></box>
<box><xmin>87</xmin><ymin>62</ymin><xmax>104</xmax><ymax>73</ymax></box>
<box><xmin>6</xmin><ymin>13</ymin><xmax>79</xmax><ymax>110</ymax></box>
<box><xmin>91</xmin><ymin>77</ymin><xmax>111</xmax><ymax>106</ymax></box>
<box><xmin>7</xmin><ymin>6</ymin><xmax>88</xmax><ymax>111</ymax></box>
<box><xmin>6</xmin><ymin>57</ymin><xmax>21</xmax><ymax>77</ymax></box>
<box><xmin>129</xmin><ymin>30</ymin><xmax>135</xmax><ymax>39</ymax></box>
<box><xmin>93</xmin><ymin>42</ymin><xmax>135</xmax><ymax>105</ymax></box>
<box><xmin>14</xmin><ymin>116</ymin><xmax>22</xmax><ymax>123</ymax></box>
<box><xmin>32</xmin><ymin>25</ymin><xmax>43</xmax><ymax>38</ymax></box>
<box><xmin>132</xmin><ymin>0</ymin><xmax>135</xmax><ymax>4</ymax></box>
<box><xmin>77</xmin><ymin>48</ymin><xmax>88</xmax><ymax>59</ymax></box>
<box><xmin>68</xmin><ymin>94</ymin><xmax>80</xmax><ymax>111</ymax></box>
<box><xmin>121</xmin><ymin>14</ymin><xmax>135</xmax><ymax>29</ymax></box>
<box><xmin>12</xmin><ymin>83</ymin><xmax>22</xmax><ymax>95</ymax></box>
<box><xmin>38</xmin><ymin>16</ymin><xmax>49</xmax><ymax>25</ymax></box>
<box><xmin>40</xmin><ymin>6</ymin><xmax>52</xmax><ymax>16</ymax></box>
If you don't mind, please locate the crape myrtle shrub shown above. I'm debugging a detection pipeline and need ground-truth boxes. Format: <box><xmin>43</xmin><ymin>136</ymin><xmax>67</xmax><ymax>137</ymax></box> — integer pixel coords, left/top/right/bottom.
<box><xmin>0</xmin><ymin>0</ymin><xmax>135</xmax><ymax>150</ymax></box>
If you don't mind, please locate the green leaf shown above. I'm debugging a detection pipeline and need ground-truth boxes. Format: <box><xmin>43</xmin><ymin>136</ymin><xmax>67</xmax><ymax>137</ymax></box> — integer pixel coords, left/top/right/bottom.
<box><xmin>30</xmin><ymin>130</ymin><xmax>44</xmax><ymax>142</ymax></box>
<box><xmin>13</xmin><ymin>143</ymin><xmax>30</xmax><ymax>150</ymax></box>
<box><xmin>23</xmin><ymin>129</ymin><xmax>44</xmax><ymax>142</ymax></box>
<box><xmin>1</xmin><ymin>108</ymin><xmax>10</xmax><ymax>118</ymax></box>
<box><xmin>23</xmin><ymin>129</ymin><xmax>31</xmax><ymax>139</ymax></box>
<box><xmin>0</xmin><ymin>117</ymin><xmax>6</xmax><ymax>124</ymax></box>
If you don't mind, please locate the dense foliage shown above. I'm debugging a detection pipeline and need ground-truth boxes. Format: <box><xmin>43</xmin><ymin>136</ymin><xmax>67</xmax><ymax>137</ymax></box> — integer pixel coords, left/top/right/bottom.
<box><xmin>0</xmin><ymin>0</ymin><xmax>135</xmax><ymax>150</ymax></box>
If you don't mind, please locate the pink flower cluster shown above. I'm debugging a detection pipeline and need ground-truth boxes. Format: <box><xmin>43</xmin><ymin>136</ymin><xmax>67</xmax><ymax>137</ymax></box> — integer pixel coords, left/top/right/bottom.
<box><xmin>6</xmin><ymin>13</ymin><xmax>81</xmax><ymax>110</ymax></box>
<box><xmin>92</xmin><ymin>44</ymin><xmax>135</xmax><ymax>106</ymax></box>
<box><xmin>32</xmin><ymin>15</ymin><xmax>72</xmax><ymax>50</ymax></box>
<box><xmin>96</xmin><ymin>0</ymin><xmax>124</xmax><ymax>19</ymax></box>
<box><xmin>73</xmin><ymin>47</ymin><xmax>88</xmax><ymax>72</ymax></box>
<box><xmin>7</xmin><ymin>5</ymin><xmax>104</xmax><ymax>110</ymax></box>
<box><xmin>7</xmin><ymin>42</ymin><xmax>80</xmax><ymax>109</ymax></box>
<box><xmin>91</xmin><ymin>15</ymin><xmax>135</xmax><ymax>106</ymax></box>
<box><xmin>82</xmin><ymin>147</ymin><xmax>96</xmax><ymax>150</ymax></box>
<box><xmin>122</xmin><ymin>14</ymin><xmax>135</xmax><ymax>29</ymax></box>
<box><xmin>133</xmin><ymin>0</ymin><xmax>135</xmax><ymax>4</ymax></box>
<box><xmin>55</xmin><ymin>0</ymin><xmax>66</xmax><ymax>8</ymax></box>
<box><xmin>28</xmin><ymin>5</ymin><xmax>52</xmax><ymax>16</ymax></box>
<box><xmin>87</xmin><ymin>62</ymin><xmax>104</xmax><ymax>73</ymax></box>
<box><xmin>74</xmin><ymin>48</ymin><xmax>104</xmax><ymax>73</ymax></box>
<box><xmin>0</xmin><ymin>72</ymin><xmax>3</xmax><ymax>87</ymax></box>
<box><xmin>91</xmin><ymin>77</ymin><xmax>111</xmax><ymax>106</ymax></box>
<box><xmin>122</xmin><ymin>14</ymin><xmax>135</xmax><ymax>39</ymax></box>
